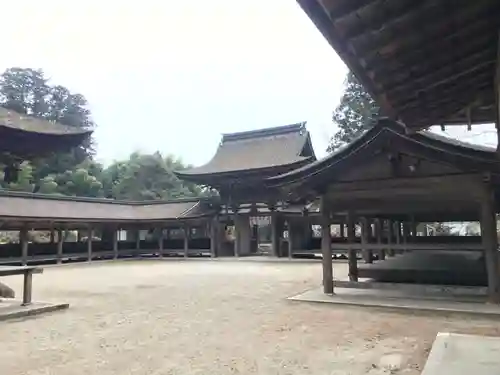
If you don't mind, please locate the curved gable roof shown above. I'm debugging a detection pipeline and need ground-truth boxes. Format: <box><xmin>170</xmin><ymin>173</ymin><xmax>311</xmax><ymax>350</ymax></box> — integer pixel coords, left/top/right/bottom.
<box><xmin>268</xmin><ymin>117</ymin><xmax>500</xmax><ymax>189</ymax></box>
<box><xmin>297</xmin><ymin>0</ymin><xmax>500</xmax><ymax>129</ymax></box>
<box><xmin>175</xmin><ymin>122</ymin><xmax>316</xmax><ymax>179</ymax></box>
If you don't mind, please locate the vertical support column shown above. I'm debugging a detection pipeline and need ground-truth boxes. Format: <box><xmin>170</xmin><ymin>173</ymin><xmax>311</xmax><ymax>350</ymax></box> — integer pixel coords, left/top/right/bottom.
<box><xmin>394</xmin><ymin>221</ymin><xmax>401</xmax><ymax>254</ymax></box>
<box><xmin>270</xmin><ymin>213</ymin><xmax>282</xmax><ymax>257</ymax></box>
<box><xmin>87</xmin><ymin>227</ymin><xmax>93</xmax><ymax>262</ymax></box>
<box><xmin>20</xmin><ymin>227</ymin><xmax>29</xmax><ymax>266</ymax></box>
<box><xmin>57</xmin><ymin>229</ymin><xmax>64</xmax><ymax>264</ymax></box>
<box><xmin>135</xmin><ymin>229</ymin><xmax>141</xmax><ymax>257</ymax></box>
<box><xmin>402</xmin><ymin>221</ymin><xmax>411</xmax><ymax>252</ymax></box>
<box><xmin>320</xmin><ymin>197</ymin><xmax>333</xmax><ymax>294</ymax></box>
<box><xmin>183</xmin><ymin>224</ymin><xmax>190</xmax><ymax>258</ymax></box>
<box><xmin>113</xmin><ymin>228</ymin><xmax>119</xmax><ymax>260</ymax></box>
<box><xmin>50</xmin><ymin>228</ymin><xmax>55</xmax><ymax>244</ymax></box>
<box><xmin>339</xmin><ymin>221</ymin><xmax>345</xmax><ymax>239</ymax></box>
<box><xmin>210</xmin><ymin>217</ymin><xmax>218</xmax><ymax>258</ymax></box>
<box><xmin>480</xmin><ymin>184</ymin><xmax>500</xmax><ymax>303</ymax></box>
<box><xmin>157</xmin><ymin>227</ymin><xmax>164</xmax><ymax>258</ymax></box>
<box><xmin>375</xmin><ymin>218</ymin><xmax>385</xmax><ymax>261</ymax></box>
<box><xmin>347</xmin><ymin>212</ymin><xmax>358</xmax><ymax>281</ymax></box>
<box><xmin>234</xmin><ymin>215</ymin><xmax>251</xmax><ymax>256</ymax></box>
<box><xmin>386</xmin><ymin>219</ymin><xmax>395</xmax><ymax>257</ymax></box>
<box><xmin>361</xmin><ymin>217</ymin><xmax>373</xmax><ymax>263</ymax></box>
<box><xmin>287</xmin><ymin>221</ymin><xmax>293</xmax><ymax>260</ymax></box>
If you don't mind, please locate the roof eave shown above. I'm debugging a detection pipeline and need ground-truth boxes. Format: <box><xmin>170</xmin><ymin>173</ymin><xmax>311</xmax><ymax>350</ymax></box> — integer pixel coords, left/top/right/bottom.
<box><xmin>297</xmin><ymin>0</ymin><xmax>397</xmax><ymax>120</ymax></box>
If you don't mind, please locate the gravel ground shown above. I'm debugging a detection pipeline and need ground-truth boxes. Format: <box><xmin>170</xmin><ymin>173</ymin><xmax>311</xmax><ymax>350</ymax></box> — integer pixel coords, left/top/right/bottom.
<box><xmin>0</xmin><ymin>259</ymin><xmax>500</xmax><ymax>375</ymax></box>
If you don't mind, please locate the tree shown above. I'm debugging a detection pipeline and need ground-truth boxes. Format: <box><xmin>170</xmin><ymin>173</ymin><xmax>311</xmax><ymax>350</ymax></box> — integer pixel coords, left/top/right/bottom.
<box><xmin>0</xmin><ymin>67</ymin><xmax>95</xmax><ymax>179</ymax></box>
<box><xmin>1</xmin><ymin>162</ymin><xmax>35</xmax><ymax>192</ymax></box>
<box><xmin>328</xmin><ymin>71</ymin><xmax>379</xmax><ymax>152</ymax></box>
<box><xmin>104</xmin><ymin>152</ymin><xmax>202</xmax><ymax>201</ymax></box>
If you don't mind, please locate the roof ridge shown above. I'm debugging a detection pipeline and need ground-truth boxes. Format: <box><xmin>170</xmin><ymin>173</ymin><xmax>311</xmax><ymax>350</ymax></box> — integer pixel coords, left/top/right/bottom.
<box><xmin>222</xmin><ymin>122</ymin><xmax>307</xmax><ymax>142</ymax></box>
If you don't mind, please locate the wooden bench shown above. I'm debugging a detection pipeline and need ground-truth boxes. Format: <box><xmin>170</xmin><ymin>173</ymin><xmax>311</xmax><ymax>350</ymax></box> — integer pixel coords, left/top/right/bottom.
<box><xmin>0</xmin><ymin>266</ymin><xmax>43</xmax><ymax>306</ymax></box>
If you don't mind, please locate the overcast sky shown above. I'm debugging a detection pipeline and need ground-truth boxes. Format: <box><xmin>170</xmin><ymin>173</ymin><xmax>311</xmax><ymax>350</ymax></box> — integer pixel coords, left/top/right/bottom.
<box><xmin>1</xmin><ymin>0</ymin><xmax>496</xmax><ymax>167</ymax></box>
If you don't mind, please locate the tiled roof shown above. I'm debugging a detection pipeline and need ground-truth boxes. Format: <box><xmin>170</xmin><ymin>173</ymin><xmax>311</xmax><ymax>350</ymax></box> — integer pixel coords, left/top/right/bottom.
<box><xmin>268</xmin><ymin>118</ymin><xmax>500</xmax><ymax>186</ymax></box>
<box><xmin>0</xmin><ymin>107</ymin><xmax>91</xmax><ymax>135</ymax></box>
<box><xmin>176</xmin><ymin>123</ymin><xmax>315</xmax><ymax>177</ymax></box>
<box><xmin>0</xmin><ymin>192</ymin><xmax>213</xmax><ymax>222</ymax></box>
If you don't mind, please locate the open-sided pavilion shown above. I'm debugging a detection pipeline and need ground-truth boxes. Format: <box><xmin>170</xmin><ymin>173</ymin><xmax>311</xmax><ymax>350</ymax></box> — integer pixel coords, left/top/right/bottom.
<box><xmin>269</xmin><ymin>118</ymin><xmax>500</xmax><ymax>302</ymax></box>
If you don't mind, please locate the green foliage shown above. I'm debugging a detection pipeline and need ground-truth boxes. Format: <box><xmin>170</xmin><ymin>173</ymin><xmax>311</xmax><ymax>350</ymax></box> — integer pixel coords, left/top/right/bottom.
<box><xmin>0</xmin><ymin>67</ymin><xmax>204</xmax><ymax>201</ymax></box>
<box><xmin>103</xmin><ymin>152</ymin><xmax>202</xmax><ymax>200</ymax></box>
<box><xmin>0</xmin><ymin>67</ymin><xmax>95</xmax><ymax>178</ymax></box>
<box><xmin>328</xmin><ymin>71</ymin><xmax>379</xmax><ymax>152</ymax></box>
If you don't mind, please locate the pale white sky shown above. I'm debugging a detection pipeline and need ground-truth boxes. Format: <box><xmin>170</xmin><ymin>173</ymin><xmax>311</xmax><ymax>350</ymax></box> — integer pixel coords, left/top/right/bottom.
<box><xmin>1</xmin><ymin>0</ymin><xmax>496</xmax><ymax>166</ymax></box>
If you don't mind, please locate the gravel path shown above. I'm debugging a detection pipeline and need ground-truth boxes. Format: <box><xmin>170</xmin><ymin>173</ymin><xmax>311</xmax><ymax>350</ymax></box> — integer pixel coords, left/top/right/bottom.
<box><xmin>0</xmin><ymin>260</ymin><xmax>500</xmax><ymax>375</ymax></box>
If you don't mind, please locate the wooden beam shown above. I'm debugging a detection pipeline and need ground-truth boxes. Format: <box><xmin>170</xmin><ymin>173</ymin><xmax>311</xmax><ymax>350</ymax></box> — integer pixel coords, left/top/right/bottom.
<box><xmin>87</xmin><ymin>228</ymin><xmax>93</xmax><ymax>262</ymax></box>
<box><xmin>347</xmin><ymin>212</ymin><xmax>358</xmax><ymax>281</ymax></box>
<box><xmin>135</xmin><ymin>230</ymin><xmax>141</xmax><ymax>257</ymax></box>
<box><xmin>113</xmin><ymin>228</ymin><xmax>119</xmax><ymax>260</ymax></box>
<box><xmin>20</xmin><ymin>227</ymin><xmax>28</xmax><ymax>266</ymax></box>
<box><xmin>375</xmin><ymin>218</ymin><xmax>385</xmax><ymax>260</ymax></box>
<box><xmin>287</xmin><ymin>221</ymin><xmax>293</xmax><ymax>260</ymax></box>
<box><xmin>183</xmin><ymin>224</ymin><xmax>189</xmax><ymax>258</ymax></box>
<box><xmin>320</xmin><ymin>197</ymin><xmax>333</xmax><ymax>294</ymax></box>
<box><xmin>495</xmin><ymin>29</ymin><xmax>500</xmax><ymax>152</ymax></box>
<box><xmin>210</xmin><ymin>218</ymin><xmax>218</xmax><ymax>258</ymax></box>
<box><xmin>386</xmin><ymin>219</ymin><xmax>395</xmax><ymax>257</ymax></box>
<box><xmin>57</xmin><ymin>229</ymin><xmax>64</xmax><ymax>264</ymax></box>
<box><xmin>157</xmin><ymin>228</ymin><xmax>164</xmax><ymax>258</ymax></box>
<box><xmin>360</xmin><ymin>217</ymin><xmax>373</xmax><ymax>263</ymax></box>
<box><xmin>480</xmin><ymin>184</ymin><xmax>500</xmax><ymax>303</ymax></box>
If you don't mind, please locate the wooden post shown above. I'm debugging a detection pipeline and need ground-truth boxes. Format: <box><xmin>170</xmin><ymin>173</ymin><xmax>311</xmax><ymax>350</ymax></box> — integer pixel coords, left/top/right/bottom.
<box><xmin>339</xmin><ymin>221</ymin><xmax>345</xmax><ymax>239</ymax></box>
<box><xmin>20</xmin><ymin>227</ymin><xmax>29</xmax><ymax>266</ymax></box>
<box><xmin>347</xmin><ymin>212</ymin><xmax>358</xmax><ymax>281</ymax></box>
<box><xmin>183</xmin><ymin>224</ymin><xmax>189</xmax><ymax>258</ymax></box>
<box><xmin>480</xmin><ymin>185</ymin><xmax>500</xmax><ymax>303</ymax></box>
<box><xmin>287</xmin><ymin>221</ymin><xmax>293</xmax><ymax>260</ymax></box>
<box><xmin>270</xmin><ymin>213</ymin><xmax>280</xmax><ymax>257</ymax></box>
<box><xmin>395</xmin><ymin>221</ymin><xmax>401</xmax><ymax>254</ymax></box>
<box><xmin>87</xmin><ymin>228</ymin><xmax>93</xmax><ymax>262</ymax></box>
<box><xmin>375</xmin><ymin>218</ymin><xmax>385</xmax><ymax>261</ymax></box>
<box><xmin>22</xmin><ymin>270</ymin><xmax>33</xmax><ymax>306</ymax></box>
<box><xmin>157</xmin><ymin>228</ymin><xmax>164</xmax><ymax>258</ymax></box>
<box><xmin>50</xmin><ymin>228</ymin><xmax>55</xmax><ymax>244</ymax></box>
<box><xmin>386</xmin><ymin>220</ymin><xmax>395</xmax><ymax>257</ymax></box>
<box><xmin>361</xmin><ymin>217</ymin><xmax>373</xmax><ymax>263</ymax></box>
<box><xmin>210</xmin><ymin>218</ymin><xmax>218</xmax><ymax>258</ymax></box>
<box><xmin>113</xmin><ymin>229</ymin><xmax>119</xmax><ymax>260</ymax></box>
<box><xmin>320</xmin><ymin>197</ymin><xmax>333</xmax><ymax>294</ymax></box>
<box><xmin>57</xmin><ymin>229</ymin><xmax>64</xmax><ymax>264</ymax></box>
<box><xmin>402</xmin><ymin>221</ymin><xmax>410</xmax><ymax>252</ymax></box>
<box><xmin>135</xmin><ymin>229</ymin><xmax>141</xmax><ymax>257</ymax></box>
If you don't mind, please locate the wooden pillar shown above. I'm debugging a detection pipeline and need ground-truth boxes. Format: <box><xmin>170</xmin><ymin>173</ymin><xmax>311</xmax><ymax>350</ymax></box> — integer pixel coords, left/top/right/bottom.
<box><xmin>57</xmin><ymin>229</ymin><xmax>64</xmax><ymax>264</ymax></box>
<box><xmin>320</xmin><ymin>197</ymin><xmax>333</xmax><ymax>294</ymax></box>
<box><xmin>135</xmin><ymin>229</ymin><xmax>141</xmax><ymax>256</ymax></box>
<box><xmin>157</xmin><ymin>228</ymin><xmax>164</xmax><ymax>258</ymax></box>
<box><xmin>287</xmin><ymin>221</ymin><xmax>293</xmax><ymax>260</ymax></box>
<box><xmin>347</xmin><ymin>212</ymin><xmax>358</xmax><ymax>281</ymax></box>
<box><xmin>113</xmin><ymin>229</ymin><xmax>119</xmax><ymax>260</ymax></box>
<box><xmin>402</xmin><ymin>221</ymin><xmax>411</xmax><ymax>252</ymax></box>
<box><xmin>375</xmin><ymin>218</ymin><xmax>385</xmax><ymax>261</ymax></box>
<box><xmin>394</xmin><ymin>221</ymin><xmax>401</xmax><ymax>254</ymax></box>
<box><xmin>50</xmin><ymin>228</ymin><xmax>55</xmax><ymax>244</ymax></box>
<box><xmin>270</xmin><ymin>213</ymin><xmax>281</xmax><ymax>257</ymax></box>
<box><xmin>210</xmin><ymin>217</ymin><xmax>218</xmax><ymax>258</ymax></box>
<box><xmin>87</xmin><ymin>228</ymin><xmax>93</xmax><ymax>262</ymax></box>
<box><xmin>480</xmin><ymin>185</ymin><xmax>500</xmax><ymax>303</ymax></box>
<box><xmin>410</xmin><ymin>216</ymin><xmax>418</xmax><ymax>238</ymax></box>
<box><xmin>339</xmin><ymin>221</ymin><xmax>345</xmax><ymax>239</ymax></box>
<box><xmin>361</xmin><ymin>217</ymin><xmax>373</xmax><ymax>263</ymax></box>
<box><xmin>183</xmin><ymin>224</ymin><xmax>190</xmax><ymax>258</ymax></box>
<box><xmin>386</xmin><ymin>219</ymin><xmax>395</xmax><ymax>257</ymax></box>
<box><xmin>20</xmin><ymin>227</ymin><xmax>29</xmax><ymax>266</ymax></box>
